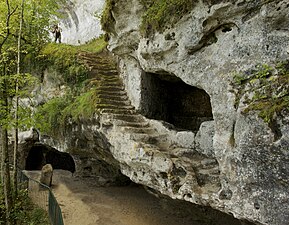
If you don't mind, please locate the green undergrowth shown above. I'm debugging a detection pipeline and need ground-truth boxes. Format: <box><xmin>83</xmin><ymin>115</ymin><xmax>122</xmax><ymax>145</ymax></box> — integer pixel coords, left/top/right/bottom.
<box><xmin>0</xmin><ymin>189</ymin><xmax>49</xmax><ymax>225</ymax></box>
<box><xmin>37</xmin><ymin>36</ymin><xmax>107</xmax><ymax>86</ymax></box>
<box><xmin>34</xmin><ymin>36</ymin><xmax>111</xmax><ymax>136</ymax></box>
<box><xmin>101</xmin><ymin>0</ymin><xmax>116</xmax><ymax>34</ymax></box>
<box><xmin>140</xmin><ymin>0</ymin><xmax>194</xmax><ymax>36</ymax></box>
<box><xmin>100</xmin><ymin>0</ymin><xmax>194</xmax><ymax>36</ymax></box>
<box><xmin>39</xmin><ymin>43</ymin><xmax>88</xmax><ymax>85</ymax></box>
<box><xmin>233</xmin><ymin>60</ymin><xmax>289</xmax><ymax>123</ymax></box>
<box><xmin>77</xmin><ymin>36</ymin><xmax>108</xmax><ymax>53</ymax></box>
<box><xmin>35</xmin><ymin>88</ymin><xmax>100</xmax><ymax>136</ymax></box>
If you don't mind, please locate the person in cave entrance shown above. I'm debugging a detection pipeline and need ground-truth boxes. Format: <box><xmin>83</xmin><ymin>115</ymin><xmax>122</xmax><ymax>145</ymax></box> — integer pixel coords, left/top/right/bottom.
<box><xmin>52</xmin><ymin>25</ymin><xmax>62</xmax><ymax>43</ymax></box>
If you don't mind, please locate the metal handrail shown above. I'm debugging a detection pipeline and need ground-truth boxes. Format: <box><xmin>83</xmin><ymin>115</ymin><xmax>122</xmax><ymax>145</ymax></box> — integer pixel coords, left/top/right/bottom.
<box><xmin>18</xmin><ymin>170</ymin><xmax>64</xmax><ymax>225</ymax></box>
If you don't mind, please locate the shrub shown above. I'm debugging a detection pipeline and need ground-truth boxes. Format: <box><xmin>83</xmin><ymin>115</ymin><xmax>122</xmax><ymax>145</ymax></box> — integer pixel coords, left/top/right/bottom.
<box><xmin>35</xmin><ymin>96</ymin><xmax>70</xmax><ymax>136</ymax></box>
<box><xmin>233</xmin><ymin>61</ymin><xmax>289</xmax><ymax>123</ymax></box>
<box><xmin>101</xmin><ymin>0</ymin><xmax>116</xmax><ymax>33</ymax></box>
<box><xmin>39</xmin><ymin>43</ymin><xmax>88</xmax><ymax>86</ymax></box>
<box><xmin>140</xmin><ymin>0</ymin><xmax>195</xmax><ymax>36</ymax></box>
<box><xmin>0</xmin><ymin>188</ymin><xmax>49</xmax><ymax>225</ymax></box>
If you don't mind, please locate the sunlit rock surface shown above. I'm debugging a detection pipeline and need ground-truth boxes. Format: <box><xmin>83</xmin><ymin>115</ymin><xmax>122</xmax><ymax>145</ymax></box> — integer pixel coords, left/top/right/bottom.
<box><xmin>104</xmin><ymin>0</ymin><xmax>289</xmax><ymax>225</ymax></box>
<box><xmin>56</xmin><ymin>0</ymin><xmax>105</xmax><ymax>44</ymax></box>
<box><xmin>31</xmin><ymin>1</ymin><xmax>289</xmax><ymax>225</ymax></box>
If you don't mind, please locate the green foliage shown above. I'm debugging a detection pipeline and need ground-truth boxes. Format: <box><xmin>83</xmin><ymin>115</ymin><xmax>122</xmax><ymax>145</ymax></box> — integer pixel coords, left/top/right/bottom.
<box><xmin>62</xmin><ymin>88</ymin><xmax>99</xmax><ymax>121</ymax></box>
<box><xmin>233</xmin><ymin>61</ymin><xmax>289</xmax><ymax>123</ymax></box>
<box><xmin>100</xmin><ymin>0</ymin><xmax>116</xmax><ymax>33</ymax></box>
<box><xmin>0</xmin><ymin>188</ymin><xmax>49</xmax><ymax>225</ymax></box>
<box><xmin>37</xmin><ymin>36</ymin><xmax>108</xmax><ymax>86</ymax></box>
<box><xmin>0</xmin><ymin>73</ymin><xmax>38</xmax><ymax>129</ymax></box>
<box><xmin>35</xmin><ymin>88</ymin><xmax>100</xmax><ymax>136</ymax></box>
<box><xmin>34</xmin><ymin>96</ymin><xmax>70</xmax><ymax>136</ymax></box>
<box><xmin>140</xmin><ymin>0</ymin><xmax>195</xmax><ymax>36</ymax></box>
<box><xmin>32</xmin><ymin>36</ymin><xmax>109</xmax><ymax>136</ymax></box>
<box><xmin>77</xmin><ymin>35</ymin><xmax>108</xmax><ymax>53</ymax></box>
<box><xmin>100</xmin><ymin>0</ymin><xmax>194</xmax><ymax>35</ymax></box>
<box><xmin>39</xmin><ymin>43</ymin><xmax>88</xmax><ymax>85</ymax></box>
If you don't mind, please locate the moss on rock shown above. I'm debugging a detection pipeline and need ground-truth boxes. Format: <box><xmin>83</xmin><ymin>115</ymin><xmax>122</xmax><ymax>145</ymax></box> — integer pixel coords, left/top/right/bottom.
<box><xmin>233</xmin><ymin>60</ymin><xmax>289</xmax><ymax>123</ymax></box>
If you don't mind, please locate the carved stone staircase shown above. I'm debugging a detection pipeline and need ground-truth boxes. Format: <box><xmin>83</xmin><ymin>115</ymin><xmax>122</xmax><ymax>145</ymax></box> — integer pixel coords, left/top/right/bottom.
<box><xmin>78</xmin><ymin>51</ymin><xmax>221</xmax><ymax>196</ymax></box>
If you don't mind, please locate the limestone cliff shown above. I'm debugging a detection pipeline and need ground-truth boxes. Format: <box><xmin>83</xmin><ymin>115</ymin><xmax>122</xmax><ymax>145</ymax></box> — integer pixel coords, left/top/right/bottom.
<box><xmin>101</xmin><ymin>0</ymin><xmax>289</xmax><ymax>224</ymax></box>
<box><xmin>57</xmin><ymin>0</ymin><xmax>104</xmax><ymax>44</ymax></box>
<box><xmin>23</xmin><ymin>1</ymin><xmax>289</xmax><ymax>225</ymax></box>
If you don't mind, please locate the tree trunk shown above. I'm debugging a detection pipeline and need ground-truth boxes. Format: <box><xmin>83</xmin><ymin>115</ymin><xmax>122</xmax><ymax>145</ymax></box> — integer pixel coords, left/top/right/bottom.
<box><xmin>1</xmin><ymin>89</ymin><xmax>13</xmax><ymax>224</ymax></box>
<box><xmin>13</xmin><ymin>0</ymin><xmax>25</xmax><ymax>198</ymax></box>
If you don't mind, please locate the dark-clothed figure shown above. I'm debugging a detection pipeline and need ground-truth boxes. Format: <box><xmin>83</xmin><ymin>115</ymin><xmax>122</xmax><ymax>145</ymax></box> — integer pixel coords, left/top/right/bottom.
<box><xmin>52</xmin><ymin>25</ymin><xmax>62</xmax><ymax>43</ymax></box>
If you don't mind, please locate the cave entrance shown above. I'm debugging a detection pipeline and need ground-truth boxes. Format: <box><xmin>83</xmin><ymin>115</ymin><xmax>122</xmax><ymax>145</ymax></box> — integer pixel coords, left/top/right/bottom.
<box><xmin>140</xmin><ymin>72</ymin><xmax>213</xmax><ymax>131</ymax></box>
<box><xmin>25</xmin><ymin>143</ymin><xmax>76</xmax><ymax>173</ymax></box>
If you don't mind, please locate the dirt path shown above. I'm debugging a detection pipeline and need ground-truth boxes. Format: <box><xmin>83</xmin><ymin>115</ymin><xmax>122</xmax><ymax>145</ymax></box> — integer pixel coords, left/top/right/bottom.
<box><xmin>51</xmin><ymin>170</ymin><xmax>207</xmax><ymax>225</ymax></box>
<box><xmin>24</xmin><ymin>170</ymin><xmax>251</xmax><ymax>225</ymax></box>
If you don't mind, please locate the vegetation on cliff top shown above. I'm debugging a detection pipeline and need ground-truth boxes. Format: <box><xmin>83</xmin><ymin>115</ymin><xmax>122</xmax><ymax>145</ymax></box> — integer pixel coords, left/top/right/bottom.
<box><xmin>35</xmin><ymin>88</ymin><xmax>100</xmax><ymax>136</ymax></box>
<box><xmin>101</xmin><ymin>0</ymin><xmax>116</xmax><ymax>34</ymax></box>
<box><xmin>140</xmin><ymin>0</ymin><xmax>194</xmax><ymax>36</ymax></box>
<box><xmin>233</xmin><ymin>61</ymin><xmax>289</xmax><ymax>123</ymax></box>
<box><xmin>34</xmin><ymin>37</ymin><xmax>108</xmax><ymax>137</ymax></box>
<box><xmin>100</xmin><ymin>0</ymin><xmax>194</xmax><ymax>36</ymax></box>
<box><xmin>37</xmin><ymin>36</ymin><xmax>107</xmax><ymax>86</ymax></box>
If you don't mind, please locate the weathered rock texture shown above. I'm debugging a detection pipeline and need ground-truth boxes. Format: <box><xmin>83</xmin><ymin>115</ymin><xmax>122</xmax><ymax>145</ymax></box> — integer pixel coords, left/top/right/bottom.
<box><xmin>98</xmin><ymin>0</ymin><xmax>288</xmax><ymax>225</ymax></box>
<box><xmin>57</xmin><ymin>0</ymin><xmax>104</xmax><ymax>44</ymax></box>
<box><xmin>29</xmin><ymin>1</ymin><xmax>289</xmax><ymax>225</ymax></box>
<box><xmin>40</xmin><ymin>164</ymin><xmax>53</xmax><ymax>187</ymax></box>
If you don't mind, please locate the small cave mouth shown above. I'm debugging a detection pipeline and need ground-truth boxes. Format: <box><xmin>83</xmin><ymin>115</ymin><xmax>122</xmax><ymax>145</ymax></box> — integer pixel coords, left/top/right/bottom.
<box><xmin>25</xmin><ymin>143</ymin><xmax>76</xmax><ymax>173</ymax></box>
<box><xmin>140</xmin><ymin>72</ymin><xmax>214</xmax><ymax>131</ymax></box>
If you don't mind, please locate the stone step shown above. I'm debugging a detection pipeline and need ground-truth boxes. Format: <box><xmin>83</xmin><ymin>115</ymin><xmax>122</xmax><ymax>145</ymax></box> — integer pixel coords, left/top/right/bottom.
<box><xmin>110</xmin><ymin>114</ymin><xmax>146</xmax><ymax>123</ymax></box>
<box><xmin>82</xmin><ymin>61</ymin><xmax>116</xmax><ymax>70</ymax></box>
<box><xmin>97</xmin><ymin>79</ymin><xmax>123</xmax><ymax>87</ymax></box>
<box><xmin>100</xmin><ymin>108</ymin><xmax>136</xmax><ymax>115</ymax></box>
<box><xmin>98</xmin><ymin>94</ymin><xmax>128</xmax><ymax>101</ymax></box>
<box><xmin>90</xmin><ymin>66</ymin><xmax>117</xmax><ymax>71</ymax></box>
<box><xmin>98</xmin><ymin>86</ymin><xmax>124</xmax><ymax>92</ymax></box>
<box><xmin>129</xmin><ymin>133</ymin><xmax>167</xmax><ymax>144</ymax></box>
<box><xmin>84</xmin><ymin>79</ymin><xmax>122</xmax><ymax>87</ymax></box>
<box><xmin>79</xmin><ymin>56</ymin><xmax>114</xmax><ymax>65</ymax></box>
<box><xmin>115</xmin><ymin>120</ymin><xmax>150</xmax><ymax>128</ymax></box>
<box><xmin>120</xmin><ymin>126</ymin><xmax>157</xmax><ymax>134</ymax></box>
<box><xmin>99</xmin><ymin>76</ymin><xmax>122</xmax><ymax>83</ymax></box>
<box><xmin>96</xmin><ymin>104</ymin><xmax>134</xmax><ymax>110</ymax></box>
<box><xmin>91</xmin><ymin>70</ymin><xmax>119</xmax><ymax>76</ymax></box>
<box><xmin>95</xmin><ymin>89</ymin><xmax>127</xmax><ymax>96</ymax></box>
<box><xmin>97</xmin><ymin>98</ymin><xmax>131</xmax><ymax>106</ymax></box>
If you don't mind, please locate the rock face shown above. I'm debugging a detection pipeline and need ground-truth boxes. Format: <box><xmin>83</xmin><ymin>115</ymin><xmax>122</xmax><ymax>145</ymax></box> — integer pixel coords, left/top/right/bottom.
<box><xmin>97</xmin><ymin>0</ymin><xmax>288</xmax><ymax>225</ymax></box>
<box><xmin>31</xmin><ymin>1</ymin><xmax>289</xmax><ymax>225</ymax></box>
<box><xmin>56</xmin><ymin>0</ymin><xmax>105</xmax><ymax>44</ymax></box>
<box><xmin>40</xmin><ymin>164</ymin><xmax>53</xmax><ymax>187</ymax></box>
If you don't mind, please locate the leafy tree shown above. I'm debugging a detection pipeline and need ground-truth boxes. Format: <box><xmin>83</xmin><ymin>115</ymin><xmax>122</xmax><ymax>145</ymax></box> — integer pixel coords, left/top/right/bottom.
<box><xmin>0</xmin><ymin>0</ymin><xmax>59</xmax><ymax>223</ymax></box>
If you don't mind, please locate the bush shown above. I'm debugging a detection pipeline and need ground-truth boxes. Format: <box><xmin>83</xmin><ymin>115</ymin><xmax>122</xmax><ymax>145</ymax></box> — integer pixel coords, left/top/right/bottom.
<box><xmin>0</xmin><ymin>188</ymin><xmax>49</xmax><ymax>225</ymax></box>
<box><xmin>35</xmin><ymin>88</ymin><xmax>100</xmax><ymax>136</ymax></box>
<box><xmin>233</xmin><ymin>61</ymin><xmax>289</xmax><ymax>123</ymax></box>
<box><xmin>39</xmin><ymin>43</ymin><xmax>88</xmax><ymax>85</ymax></box>
<box><xmin>140</xmin><ymin>0</ymin><xmax>195</xmax><ymax>36</ymax></box>
<box><xmin>101</xmin><ymin>0</ymin><xmax>116</xmax><ymax>33</ymax></box>
<box><xmin>35</xmin><ymin>96</ymin><xmax>70</xmax><ymax>136</ymax></box>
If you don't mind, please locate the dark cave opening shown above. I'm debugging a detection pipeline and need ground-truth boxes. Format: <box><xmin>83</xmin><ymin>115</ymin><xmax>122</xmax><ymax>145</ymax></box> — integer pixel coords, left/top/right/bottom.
<box><xmin>25</xmin><ymin>143</ymin><xmax>76</xmax><ymax>173</ymax></box>
<box><xmin>140</xmin><ymin>72</ymin><xmax>214</xmax><ymax>131</ymax></box>
<box><xmin>25</xmin><ymin>145</ymin><xmax>45</xmax><ymax>170</ymax></box>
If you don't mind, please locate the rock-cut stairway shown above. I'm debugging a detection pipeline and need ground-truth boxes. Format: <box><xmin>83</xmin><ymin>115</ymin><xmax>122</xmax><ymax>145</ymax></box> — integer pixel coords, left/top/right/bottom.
<box><xmin>79</xmin><ymin>51</ymin><xmax>156</xmax><ymax>135</ymax></box>
<box><xmin>78</xmin><ymin>51</ymin><xmax>221</xmax><ymax>196</ymax></box>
